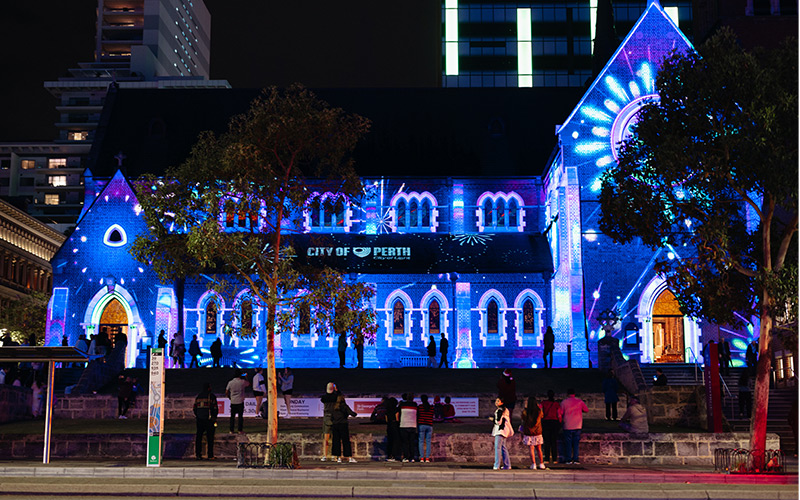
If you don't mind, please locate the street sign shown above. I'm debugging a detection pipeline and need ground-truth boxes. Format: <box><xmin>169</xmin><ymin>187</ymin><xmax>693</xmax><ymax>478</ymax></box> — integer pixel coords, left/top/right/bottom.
<box><xmin>146</xmin><ymin>349</ymin><xmax>165</xmax><ymax>467</ymax></box>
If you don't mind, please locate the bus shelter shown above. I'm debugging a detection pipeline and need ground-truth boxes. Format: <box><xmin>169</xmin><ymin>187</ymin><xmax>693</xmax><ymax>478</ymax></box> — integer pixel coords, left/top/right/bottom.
<box><xmin>0</xmin><ymin>346</ymin><xmax>89</xmax><ymax>464</ymax></box>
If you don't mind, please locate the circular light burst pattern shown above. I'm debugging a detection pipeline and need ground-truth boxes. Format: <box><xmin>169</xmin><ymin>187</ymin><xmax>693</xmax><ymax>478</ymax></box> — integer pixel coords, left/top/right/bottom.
<box><xmin>575</xmin><ymin>66</ymin><xmax>659</xmax><ymax>168</ymax></box>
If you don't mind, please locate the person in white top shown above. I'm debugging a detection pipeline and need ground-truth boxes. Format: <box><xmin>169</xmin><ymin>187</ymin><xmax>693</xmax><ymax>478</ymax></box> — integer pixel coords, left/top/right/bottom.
<box><xmin>278</xmin><ymin>367</ymin><xmax>294</xmax><ymax>417</ymax></box>
<box><xmin>252</xmin><ymin>368</ymin><xmax>266</xmax><ymax>416</ymax></box>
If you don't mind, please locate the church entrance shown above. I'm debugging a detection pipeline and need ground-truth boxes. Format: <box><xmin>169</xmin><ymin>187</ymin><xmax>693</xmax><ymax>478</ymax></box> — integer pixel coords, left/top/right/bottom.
<box><xmin>652</xmin><ymin>289</ymin><xmax>684</xmax><ymax>363</ymax></box>
<box><xmin>99</xmin><ymin>298</ymin><xmax>129</xmax><ymax>353</ymax></box>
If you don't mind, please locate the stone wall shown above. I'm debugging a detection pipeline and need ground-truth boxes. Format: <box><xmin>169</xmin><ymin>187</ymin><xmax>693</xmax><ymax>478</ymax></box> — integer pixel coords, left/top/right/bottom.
<box><xmin>0</xmin><ymin>431</ymin><xmax>779</xmax><ymax>466</ymax></box>
<box><xmin>0</xmin><ymin>386</ymin><xmax>32</xmax><ymax>423</ymax></box>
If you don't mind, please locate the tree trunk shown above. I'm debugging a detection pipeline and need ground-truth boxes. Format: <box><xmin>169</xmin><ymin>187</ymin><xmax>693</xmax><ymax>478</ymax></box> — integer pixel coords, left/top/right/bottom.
<box><xmin>266</xmin><ymin>303</ymin><xmax>278</xmax><ymax>444</ymax></box>
<box><xmin>749</xmin><ymin>301</ymin><xmax>773</xmax><ymax>469</ymax></box>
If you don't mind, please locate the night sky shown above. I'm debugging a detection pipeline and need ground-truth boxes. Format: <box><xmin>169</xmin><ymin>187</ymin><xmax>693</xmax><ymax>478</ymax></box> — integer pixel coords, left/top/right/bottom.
<box><xmin>0</xmin><ymin>1</ymin><xmax>440</xmax><ymax>141</ymax></box>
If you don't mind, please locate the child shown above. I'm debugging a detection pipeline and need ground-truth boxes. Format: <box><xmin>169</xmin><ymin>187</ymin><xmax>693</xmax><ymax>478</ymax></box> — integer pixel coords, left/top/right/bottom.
<box><xmin>521</xmin><ymin>396</ymin><xmax>546</xmax><ymax>469</ymax></box>
<box><xmin>490</xmin><ymin>397</ymin><xmax>512</xmax><ymax>470</ymax></box>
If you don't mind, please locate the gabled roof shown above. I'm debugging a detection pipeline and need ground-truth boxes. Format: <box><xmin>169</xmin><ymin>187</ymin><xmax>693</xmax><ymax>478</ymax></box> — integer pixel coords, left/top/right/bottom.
<box><xmin>74</xmin><ymin>169</ymin><xmax>139</xmax><ymax>227</ymax></box>
<box><xmin>557</xmin><ymin>0</ymin><xmax>694</xmax><ymax>135</ymax></box>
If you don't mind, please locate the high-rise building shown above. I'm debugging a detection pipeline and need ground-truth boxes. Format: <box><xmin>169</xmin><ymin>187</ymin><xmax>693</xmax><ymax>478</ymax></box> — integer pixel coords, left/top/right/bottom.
<box><xmin>44</xmin><ymin>0</ymin><xmax>228</xmax><ymax>145</ymax></box>
<box><xmin>0</xmin><ymin>0</ymin><xmax>229</xmax><ymax>233</ymax></box>
<box><xmin>440</xmin><ymin>0</ymin><xmax>693</xmax><ymax>88</ymax></box>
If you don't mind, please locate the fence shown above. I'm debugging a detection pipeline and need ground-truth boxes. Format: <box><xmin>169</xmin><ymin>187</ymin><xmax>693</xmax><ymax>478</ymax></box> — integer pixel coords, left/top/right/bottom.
<box><xmin>713</xmin><ymin>448</ymin><xmax>791</xmax><ymax>474</ymax></box>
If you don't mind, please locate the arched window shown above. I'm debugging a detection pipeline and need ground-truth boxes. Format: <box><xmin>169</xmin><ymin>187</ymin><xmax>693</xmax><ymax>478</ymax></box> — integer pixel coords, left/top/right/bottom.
<box><xmin>241</xmin><ymin>300</ymin><xmax>253</xmax><ymax>331</ymax></box>
<box><xmin>487</xmin><ymin>300</ymin><xmax>499</xmax><ymax>334</ymax></box>
<box><xmin>390</xmin><ymin>192</ymin><xmax>439</xmax><ymax>232</ymax></box>
<box><xmin>298</xmin><ymin>303</ymin><xmax>310</xmax><ymax>335</ymax></box>
<box><xmin>305</xmin><ymin>193</ymin><xmax>351</xmax><ymax>232</ymax></box>
<box><xmin>393</xmin><ymin>301</ymin><xmax>405</xmax><ymax>334</ymax></box>
<box><xmin>205</xmin><ymin>301</ymin><xmax>217</xmax><ymax>336</ymax></box>
<box><xmin>483</xmin><ymin>199</ymin><xmax>493</xmax><ymax>226</ymax></box>
<box><xmin>396</xmin><ymin>199</ymin><xmax>406</xmax><ymax>227</ymax></box>
<box><xmin>421</xmin><ymin>199</ymin><xmax>431</xmax><ymax>227</ymax></box>
<box><xmin>409</xmin><ymin>199</ymin><xmax>418</xmax><ymax>227</ymax></box>
<box><xmin>508</xmin><ymin>198</ymin><xmax>518</xmax><ymax>227</ymax></box>
<box><xmin>497</xmin><ymin>198</ymin><xmax>506</xmax><ymax>226</ymax></box>
<box><xmin>477</xmin><ymin>192</ymin><xmax>525</xmax><ymax>232</ymax></box>
<box><xmin>429</xmin><ymin>300</ymin><xmax>440</xmax><ymax>334</ymax></box>
<box><xmin>523</xmin><ymin>299</ymin><xmax>535</xmax><ymax>334</ymax></box>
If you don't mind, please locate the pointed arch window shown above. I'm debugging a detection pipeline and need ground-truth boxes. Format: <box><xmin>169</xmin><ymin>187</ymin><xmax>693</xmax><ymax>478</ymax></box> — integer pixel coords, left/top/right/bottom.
<box><xmin>205</xmin><ymin>301</ymin><xmax>218</xmax><ymax>336</ymax></box>
<box><xmin>393</xmin><ymin>301</ymin><xmax>405</xmax><ymax>334</ymax></box>
<box><xmin>487</xmin><ymin>299</ymin><xmax>499</xmax><ymax>334</ymax></box>
<box><xmin>305</xmin><ymin>193</ymin><xmax>351</xmax><ymax>232</ymax></box>
<box><xmin>429</xmin><ymin>300</ymin><xmax>440</xmax><ymax>334</ymax></box>
<box><xmin>390</xmin><ymin>192</ymin><xmax>439</xmax><ymax>232</ymax></box>
<box><xmin>523</xmin><ymin>299</ymin><xmax>535</xmax><ymax>334</ymax></box>
<box><xmin>241</xmin><ymin>300</ymin><xmax>253</xmax><ymax>332</ymax></box>
<box><xmin>477</xmin><ymin>192</ymin><xmax>525</xmax><ymax>232</ymax></box>
<box><xmin>298</xmin><ymin>303</ymin><xmax>310</xmax><ymax>335</ymax></box>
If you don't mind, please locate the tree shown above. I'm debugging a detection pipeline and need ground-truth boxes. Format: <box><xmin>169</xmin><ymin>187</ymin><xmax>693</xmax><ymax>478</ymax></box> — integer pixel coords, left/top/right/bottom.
<box><xmin>599</xmin><ymin>29</ymin><xmax>797</xmax><ymax>460</ymax></box>
<box><xmin>0</xmin><ymin>292</ymin><xmax>49</xmax><ymax>345</ymax></box>
<box><xmin>133</xmin><ymin>85</ymin><xmax>377</xmax><ymax>444</ymax></box>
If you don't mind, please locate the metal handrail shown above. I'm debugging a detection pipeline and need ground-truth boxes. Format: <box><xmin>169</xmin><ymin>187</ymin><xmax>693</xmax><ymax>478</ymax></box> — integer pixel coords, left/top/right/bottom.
<box><xmin>685</xmin><ymin>346</ymin><xmax>703</xmax><ymax>382</ymax></box>
<box><xmin>719</xmin><ymin>373</ymin><xmax>733</xmax><ymax>398</ymax></box>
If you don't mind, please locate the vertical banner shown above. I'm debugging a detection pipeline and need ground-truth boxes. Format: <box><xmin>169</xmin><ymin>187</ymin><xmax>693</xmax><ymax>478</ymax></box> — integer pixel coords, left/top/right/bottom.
<box><xmin>704</xmin><ymin>342</ymin><xmax>723</xmax><ymax>433</ymax></box>
<box><xmin>147</xmin><ymin>348</ymin><xmax>165</xmax><ymax>467</ymax></box>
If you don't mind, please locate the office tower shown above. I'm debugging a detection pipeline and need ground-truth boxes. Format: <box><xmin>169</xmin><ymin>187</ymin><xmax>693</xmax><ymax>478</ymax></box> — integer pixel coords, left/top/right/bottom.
<box><xmin>441</xmin><ymin>0</ymin><xmax>692</xmax><ymax>88</ymax></box>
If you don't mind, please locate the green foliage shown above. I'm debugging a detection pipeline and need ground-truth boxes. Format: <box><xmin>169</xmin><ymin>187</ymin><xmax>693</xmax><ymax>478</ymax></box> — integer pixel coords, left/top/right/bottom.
<box><xmin>0</xmin><ymin>292</ymin><xmax>49</xmax><ymax>345</ymax></box>
<box><xmin>599</xmin><ymin>28</ymin><xmax>798</xmax><ymax>328</ymax></box>
<box><xmin>132</xmin><ymin>84</ymin><xmax>376</xmax><ymax>341</ymax></box>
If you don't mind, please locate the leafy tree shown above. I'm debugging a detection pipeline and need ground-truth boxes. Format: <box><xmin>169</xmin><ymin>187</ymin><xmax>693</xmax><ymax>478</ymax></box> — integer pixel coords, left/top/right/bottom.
<box><xmin>133</xmin><ymin>85</ymin><xmax>377</xmax><ymax>443</ymax></box>
<box><xmin>0</xmin><ymin>292</ymin><xmax>49</xmax><ymax>345</ymax></box>
<box><xmin>599</xmin><ymin>29</ymin><xmax>797</xmax><ymax>459</ymax></box>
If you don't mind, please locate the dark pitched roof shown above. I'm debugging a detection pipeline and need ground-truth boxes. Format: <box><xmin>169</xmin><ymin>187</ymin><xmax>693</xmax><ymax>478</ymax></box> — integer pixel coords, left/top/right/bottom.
<box><xmin>87</xmin><ymin>86</ymin><xmax>583</xmax><ymax>179</ymax></box>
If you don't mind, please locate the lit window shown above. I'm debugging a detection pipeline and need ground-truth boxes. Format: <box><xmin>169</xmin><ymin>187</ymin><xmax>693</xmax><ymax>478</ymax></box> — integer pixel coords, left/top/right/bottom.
<box><xmin>103</xmin><ymin>224</ymin><xmax>127</xmax><ymax>247</ymax></box>
<box><xmin>44</xmin><ymin>194</ymin><xmax>60</xmax><ymax>205</ymax></box>
<box><xmin>304</xmin><ymin>193</ymin><xmax>351</xmax><ymax>232</ymax></box>
<box><xmin>21</xmin><ymin>160</ymin><xmax>35</xmax><ymax>169</ymax></box>
<box><xmin>205</xmin><ymin>301</ymin><xmax>218</xmax><ymax>335</ymax></box>
<box><xmin>523</xmin><ymin>299</ymin><xmax>535</xmax><ymax>334</ymax></box>
<box><xmin>48</xmin><ymin>158</ymin><xmax>67</xmax><ymax>169</ymax></box>
<box><xmin>390</xmin><ymin>191</ymin><xmax>439</xmax><ymax>232</ymax></box>
<box><xmin>487</xmin><ymin>300</ymin><xmax>499</xmax><ymax>333</ymax></box>
<box><xmin>476</xmin><ymin>191</ymin><xmax>525</xmax><ymax>232</ymax></box>
<box><xmin>429</xmin><ymin>300</ymin><xmax>440</xmax><ymax>334</ymax></box>
<box><xmin>393</xmin><ymin>301</ymin><xmax>405</xmax><ymax>334</ymax></box>
<box><xmin>48</xmin><ymin>175</ymin><xmax>67</xmax><ymax>187</ymax></box>
<box><xmin>68</xmin><ymin>131</ymin><xmax>88</xmax><ymax>141</ymax></box>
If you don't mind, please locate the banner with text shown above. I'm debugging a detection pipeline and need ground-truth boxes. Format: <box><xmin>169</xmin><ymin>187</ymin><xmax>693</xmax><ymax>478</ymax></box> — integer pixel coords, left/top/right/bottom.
<box><xmin>216</xmin><ymin>397</ymin><xmax>479</xmax><ymax>418</ymax></box>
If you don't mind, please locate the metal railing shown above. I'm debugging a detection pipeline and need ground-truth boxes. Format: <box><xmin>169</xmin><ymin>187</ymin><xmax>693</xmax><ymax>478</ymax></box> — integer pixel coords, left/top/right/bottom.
<box><xmin>685</xmin><ymin>346</ymin><xmax>702</xmax><ymax>382</ymax></box>
<box><xmin>714</xmin><ymin>448</ymin><xmax>791</xmax><ymax>474</ymax></box>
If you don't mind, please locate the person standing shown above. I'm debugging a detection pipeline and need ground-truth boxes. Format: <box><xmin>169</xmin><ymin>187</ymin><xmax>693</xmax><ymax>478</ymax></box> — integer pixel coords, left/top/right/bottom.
<box><xmin>338</xmin><ymin>333</ymin><xmax>347</xmax><ymax>369</ymax></box>
<box><xmin>417</xmin><ymin>394</ymin><xmax>434</xmax><ymax>462</ymax></box>
<box><xmin>354</xmin><ymin>334</ymin><xmax>364</xmax><ymax>369</ymax></box>
<box><xmin>252</xmin><ymin>367</ymin><xmax>266</xmax><ymax>416</ymax></box>
<box><xmin>226</xmin><ymin>372</ymin><xmax>249</xmax><ymax>434</ymax></box>
<box><xmin>117</xmin><ymin>374</ymin><xmax>134</xmax><ymax>419</ymax></box>
<box><xmin>157</xmin><ymin>330</ymin><xmax>168</xmax><ymax>350</ymax></box>
<box><xmin>496</xmin><ymin>369</ymin><xmax>517</xmax><ymax>425</ymax></box>
<box><xmin>542</xmin><ymin>326</ymin><xmax>555</xmax><ymax>369</ymax></box>
<box><xmin>188</xmin><ymin>335</ymin><xmax>201</xmax><ymax>368</ymax></box>
<box><xmin>426</xmin><ymin>336</ymin><xmax>437</xmax><ymax>368</ymax></box>
<box><xmin>521</xmin><ymin>396</ymin><xmax>546</xmax><ymax>470</ymax></box>
<box><xmin>602</xmin><ymin>369</ymin><xmax>619</xmax><ymax>420</ymax></box>
<box><xmin>540</xmin><ymin>390</ymin><xmax>562</xmax><ymax>464</ymax></box>
<box><xmin>193</xmin><ymin>382</ymin><xmax>218</xmax><ymax>460</ymax></box>
<box><xmin>210</xmin><ymin>337</ymin><xmax>223</xmax><ymax>368</ymax></box>
<box><xmin>746</xmin><ymin>339</ymin><xmax>758</xmax><ymax>377</ymax></box>
<box><xmin>438</xmin><ymin>333</ymin><xmax>449</xmax><ymax>368</ymax></box>
<box><xmin>719</xmin><ymin>339</ymin><xmax>731</xmax><ymax>376</ymax></box>
<box><xmin>331</xmin><ymin>394</ymin><xmax>358</xmax><ymax>463</ymax></box>
<box><xmin>384</xmin><ymin>396</ymin><xmax>401</xmax><ymax>461</ymax></box>
<box><xmin>490</xmin><ymin>397</ymin><xmax>512</xmax><ymax>470</ymax></box>
<box><xmin>398</xmin><ymin>393</ymin><xmax>418</xmax><ymax>462</ymax></box>
<box><xmin>738</xmin><ymin>371</ymin><xmax>752</xmax><ymax>418</ymax></box>
<box><xmin>560</xmin><ymin>388</ymin><xmax>588</xmax><ymax>464</ymax></box>
<box><xmin>653</xmin><ymin>368</ymin><xmax>668</xmax><ymax>386</ymax></box>
<box><xmin>320</xmin><ymin>382</ymin><xmax>339</xmax><ymax>461</ymax></box>
<box><xmin>278</xmin><ymin>367</ymin><xmax>294</xmax><ymax>417</ymax></box>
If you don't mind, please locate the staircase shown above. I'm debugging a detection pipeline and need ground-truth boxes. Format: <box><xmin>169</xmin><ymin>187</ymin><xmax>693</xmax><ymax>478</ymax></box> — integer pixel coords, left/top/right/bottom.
<box><xmin>53</xmin><ymin>367</ymin><xmax>85</xmax><ymax>393</ymax></box>
<box><xmin>640</xmin><ymin>363</ymin><xmax>705</xmax><ymax>386</ymax></box>
<box><xmin>70</xmin><ymin>344</ymin><xmax>126</xmax><ymax>395</ymax></box>
<box><xmin>728</xmin><ymin>385</ymin><xmax>798</xmax><ymax>456</ymax></box>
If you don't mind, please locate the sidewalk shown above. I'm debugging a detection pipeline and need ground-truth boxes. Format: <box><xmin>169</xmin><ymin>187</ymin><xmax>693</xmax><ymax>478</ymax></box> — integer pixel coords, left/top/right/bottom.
<box><xmin>0</xmin><ymin>457</ymin><xmax>795</xmax><ymax>485</ymax></box>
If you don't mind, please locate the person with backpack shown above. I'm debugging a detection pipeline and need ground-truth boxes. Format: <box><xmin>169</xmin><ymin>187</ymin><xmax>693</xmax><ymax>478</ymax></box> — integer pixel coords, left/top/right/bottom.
<box><xmin>540</xmin><ymin>390</ymin><xmax>562</xmax><ymax>464</ymax></box>
<box><xmin>490</xmin><ymin>397</ymin><xmax>513</xmax><ymax>470</ymax></box>
<box><xmin>521</xmin><ymin>396</ymin><xmax>545</xmax><ymax>469</ymax></box>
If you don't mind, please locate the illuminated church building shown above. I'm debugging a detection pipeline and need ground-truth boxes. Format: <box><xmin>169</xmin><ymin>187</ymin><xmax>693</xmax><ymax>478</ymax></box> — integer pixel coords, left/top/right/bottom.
<box><xmin>45</xmin><ymin>2</ymin><xmax>755</xmax><ymax>369</ymax></box>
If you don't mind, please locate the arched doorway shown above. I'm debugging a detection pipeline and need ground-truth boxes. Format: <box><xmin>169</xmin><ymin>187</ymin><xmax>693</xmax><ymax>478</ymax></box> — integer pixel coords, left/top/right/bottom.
<box><xmin>652</xmin><ymin>289</ymin><xmax>684</xmax><ymax>363</ymax></box>
<box><xmin>99</xmin><ymin>297</ymin><xmax>129</xmax><ymax>356</ymax></box>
